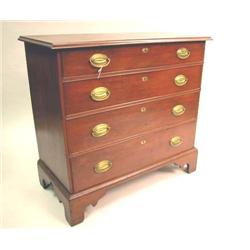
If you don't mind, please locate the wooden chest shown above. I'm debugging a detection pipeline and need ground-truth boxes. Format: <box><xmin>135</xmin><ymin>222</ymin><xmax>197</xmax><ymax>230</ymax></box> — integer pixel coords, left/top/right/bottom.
<box><xmin>19</xmin><ymin>33</ymin><xmax>211</xmax><ymax>226</ymax></box>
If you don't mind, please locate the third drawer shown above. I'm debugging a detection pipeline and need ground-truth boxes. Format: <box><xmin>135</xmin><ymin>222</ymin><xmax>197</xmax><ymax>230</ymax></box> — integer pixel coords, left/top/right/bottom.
<box><xmin>66</xmin><ymin>91</ymin><xmax>200</xmax><ymax>154</ymax></box>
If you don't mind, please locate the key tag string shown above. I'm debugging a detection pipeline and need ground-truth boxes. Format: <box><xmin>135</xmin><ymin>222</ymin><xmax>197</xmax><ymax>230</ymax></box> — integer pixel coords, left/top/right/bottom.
<box><xmin>97</xmin><ymin>67</ymin><xmax>103</xmax><ymax>79</ymax></box>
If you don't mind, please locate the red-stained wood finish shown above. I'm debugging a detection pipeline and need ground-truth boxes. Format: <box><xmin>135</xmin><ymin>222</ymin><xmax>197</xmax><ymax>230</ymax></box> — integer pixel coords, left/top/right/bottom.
<box><xmin>24</xmin><ymin>44</ymin><xmax>72</xmax><ymax>191</ymax></box>
<box><xmin>19</xmin><ymin>33</ymin><xmax>212</xmax><ymax>49</ymax></box>
<box><xmin>61</xmin><ymin>42</ymin><xmax>205</xmax><ymax>78</ymax></box>
<box><xmin>71</xmin><ymin>121</ymin><xmax>197</xmax><ymax>192</ymax></box>
<box><xmin>66</xmin><ymin>92</ymin><xmax>200</xmax><ymax>155</ymax></box>
<box><xmin>64</xmin><ymin>65</ymin><xmax>203</xmax><ymax>116</ymax></box>
<box><xmin>38</xmin><ymin>147</ymin><xmax>198</xmax><ymax>226</ymax></box>
<box><xmin>19</xmin><ymin>33</ymin><xmax>211</xmax><ymax>226</ymax></box>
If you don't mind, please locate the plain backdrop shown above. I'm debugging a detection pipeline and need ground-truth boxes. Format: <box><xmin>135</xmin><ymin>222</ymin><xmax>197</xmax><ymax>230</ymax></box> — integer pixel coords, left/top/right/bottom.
<box><xmin>1</xmin><ymin>0</ymin><xmax>250</xmax><ymax>249</ymax></box>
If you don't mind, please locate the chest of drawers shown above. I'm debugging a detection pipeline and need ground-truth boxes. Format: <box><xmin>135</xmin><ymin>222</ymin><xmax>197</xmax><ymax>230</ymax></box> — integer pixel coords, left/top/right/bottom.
<box><xmin>19</xmin><ymin>33</ymin><xmax>211</xmax><ymax>226</ymax></box>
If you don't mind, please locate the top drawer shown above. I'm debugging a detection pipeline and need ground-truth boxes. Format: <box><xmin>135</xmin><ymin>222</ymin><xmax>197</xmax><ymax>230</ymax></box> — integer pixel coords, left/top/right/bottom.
<box><xmin>61</xmin><ymin>42</ymin><xmax>205</xmax><ymax>78</ymax></box>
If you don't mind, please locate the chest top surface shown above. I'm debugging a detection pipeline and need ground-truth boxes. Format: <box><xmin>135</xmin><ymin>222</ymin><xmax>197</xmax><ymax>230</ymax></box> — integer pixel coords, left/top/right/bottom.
<box><xmin>18</xmin><ymin>32</ymin><xmax>212</xmax><ymax>49</ymax></box>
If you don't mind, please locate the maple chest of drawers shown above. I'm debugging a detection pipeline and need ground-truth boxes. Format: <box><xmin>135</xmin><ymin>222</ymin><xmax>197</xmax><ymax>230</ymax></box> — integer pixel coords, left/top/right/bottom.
<box><xmin>19</xmin><ymin>33</ymin><xmax>211</xmax><ymax>226</ymax></box>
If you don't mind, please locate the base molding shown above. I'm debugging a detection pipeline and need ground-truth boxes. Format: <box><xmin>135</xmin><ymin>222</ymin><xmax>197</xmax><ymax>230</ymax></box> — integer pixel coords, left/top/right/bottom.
<box><xmin>38</xmin><ymin>147</ymin><xmax>198</xmax><ymax>226</ymax></box>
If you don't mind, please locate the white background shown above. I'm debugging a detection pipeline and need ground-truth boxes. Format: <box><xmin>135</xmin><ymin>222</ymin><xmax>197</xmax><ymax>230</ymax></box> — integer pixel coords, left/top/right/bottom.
<box><xmin>1</xmin><ymin>0</ymin><xmax>250</xmax><ymax>249</ymax></box>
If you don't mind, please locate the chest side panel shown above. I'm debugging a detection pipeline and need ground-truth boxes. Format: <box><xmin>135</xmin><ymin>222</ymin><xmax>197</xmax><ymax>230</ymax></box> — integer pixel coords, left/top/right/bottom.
<box><xmin>25</xmin><ymin>44</ymin><xmax>72</xmax><ymax>191</ymax></box>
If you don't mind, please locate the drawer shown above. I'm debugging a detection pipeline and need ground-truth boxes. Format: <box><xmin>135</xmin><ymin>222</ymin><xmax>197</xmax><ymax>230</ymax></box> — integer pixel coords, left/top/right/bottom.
<box><xmin>66</xmin><ymin>92</ymin><xmax>199</xmax><ymax>154</ymax></box>
<box><xmin>71</xmin><ymin>121</ymin><xmax>196</xmax><ymax>192</ymax></box>
<box><xmin>64</xmin><ymin>65</ymin><xmax>202</xmax><ymax>115</ymax></box>
<box><xmin>61</xmin><ymin>42</ymin><xmax>205</xmax><ymax>78</ymax></box>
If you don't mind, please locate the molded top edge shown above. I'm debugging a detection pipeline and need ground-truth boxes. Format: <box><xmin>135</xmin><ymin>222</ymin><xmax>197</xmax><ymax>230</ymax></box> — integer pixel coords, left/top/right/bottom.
<box><xmin>19</xmin><ymin>32</ymin><xmax>212</xmax><ymax>49</ymax></box>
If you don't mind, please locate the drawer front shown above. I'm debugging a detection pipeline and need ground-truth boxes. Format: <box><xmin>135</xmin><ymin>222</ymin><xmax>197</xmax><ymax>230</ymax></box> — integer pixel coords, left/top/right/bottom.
<box><xmin>66</xmin><ymin>92</ymin><xmax>199</xmax><ymax>154</ymax></box>
<box><xmin>64</xmin><ymin>65</ymin><xmax>202</xmax><ymax>115</ymax></box>
<box><xmin>61</xmin><ymin>42</ymin><xmax>205</xmax><ymax>78</ymax></box>
<box><xmin>71</xmin><ymin>121</ymin><xmax>196</xmax><ymax>192</ymax></box>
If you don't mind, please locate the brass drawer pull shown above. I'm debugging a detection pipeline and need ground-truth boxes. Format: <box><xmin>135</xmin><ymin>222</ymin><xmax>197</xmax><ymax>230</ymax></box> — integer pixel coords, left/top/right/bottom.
<box><xmin>92</xmin><ymin>123</ymin><xmax>111</xmax><ymax>137</ymax></box>
<box><xmin>90</xmin><ymin>87</ymin><xmax>110</xmax><ymax>101</ymax></box>
<box><xmin>89</xmin><ymin>53</ymin><xmax>111</xmax><ymax>68</ymax></box>
<box><xmin>172</xmin><ymin>104</ymin><xmax>186</xmax><ymax>117</ymax></box>
<box><xmin>140</xmin><ymin>107</ymin><xmax>147</xmax><ymax>112</ymax></box>
<box><xmin>176</xmin><ymin>47</ymin><xmax>190</xmax><ymax>59</ymax></box>
<box><xmin>94</xmin><ymin>160</ymin><xmax>112</xmax><ymax>173</ymax></box>
<box><xmin>142</xmin><ymin>76</ymin><xmax>148</xmax><ymax>82</ymax></box>
<box><xmin>174</xmin><ymin>74</ymin><xmax>188</xmax><ymax>86</ymax></box>
<box><xmin>170</xmin><ymin>136</ymin><xmax>183</xmax><ymax>147</ymax></box>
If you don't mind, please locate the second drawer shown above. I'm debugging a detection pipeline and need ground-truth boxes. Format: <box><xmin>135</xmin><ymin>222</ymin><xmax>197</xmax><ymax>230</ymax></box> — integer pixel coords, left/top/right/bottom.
<box><xmin>63</xmin><ymin>65</ymin><xmax>202</xmax><ymax>115</ymax></box>
<box><xmin>66</xmin><ymin>91</ymin><xmax>199</xmax><ymax>154</ymax></box>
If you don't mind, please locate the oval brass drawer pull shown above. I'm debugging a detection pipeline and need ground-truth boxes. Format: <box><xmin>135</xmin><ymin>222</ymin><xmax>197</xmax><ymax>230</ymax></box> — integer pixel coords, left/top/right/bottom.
<box><xmin>142</xmin><ymin>76</ymin><xmax>148</xmax><ymax>82</ymax></box>
<box><xmin>170</xmin><ymin>136</ymin><xmax>183</xmax><ymax>147</ymax></box>
<box><xmin>176</xmin><ymin>47</ymin><xmax>190</xmax><ymax>59</ymax></box>
<box><xmin>94</xmin><ymin>160</ymin><xmax>112</xmax><ymax>173</ymax></box>
<box><xmin>172</xmin><ymin>104</ymin><xmax>186</xmax><ymax>117</ymax></box>
<box><xmin>174</xmin><ymin>74</ymin><xmax>188</xmax><ymax>86</ymax></box>
<box><xmin>90</xmin><ymin>87</ymin><xmax>110</xmax><ymax>101</ymax></box>
<box><xmin>92</xmin><ymin>123</ymin><xmax>111</xmax><ymax>137</ymax></box>
<box><xmin>89</xmin><ymin>53</ymin><xmax>111</xmax><ymax>68</ymax></box>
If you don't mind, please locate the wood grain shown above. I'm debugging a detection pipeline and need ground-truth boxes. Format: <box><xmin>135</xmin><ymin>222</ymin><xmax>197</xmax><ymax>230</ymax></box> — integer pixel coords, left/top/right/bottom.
<box><xmin>70</xmin><ymin>121</ymin><xmax>197</xmax><ymax>192</ymax></box>
<box><xmin>66</xmin><ymin>92</ymin><xmax>200</xmax><ymax>154</ymax></box>
<box><xmin>19</xmin><ymin>33</ymin><xmax>211</xmax><ymax>49</ymax></box>
<box><xmin>24</xmin><ymin>44</ymin><xmax>72</xmax><ymax>191</ymax></box>
<box><xmin>63</xmin><ymin>65</ymin><xmax>203</xmax><ymax>115</ymax></box>
<box><xmin>20</xmin><ymin>32</ymin><xmax>209</xmax><ymax>226</ymax></box>
<box><xmin>61</xmin><ymin>42</ymin><xmax>205</xmax><ymax>77</ymax></box>
<box><xmin>38</xmin><ymin>147</ymin><xmax>198</xmax><ymax>225</ymax></box>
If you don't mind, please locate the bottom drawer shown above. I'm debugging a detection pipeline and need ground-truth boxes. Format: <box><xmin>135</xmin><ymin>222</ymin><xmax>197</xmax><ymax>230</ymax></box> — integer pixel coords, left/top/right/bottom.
<box><xmin>71</xmin><ymin>121</ymin><xmax>197</xmax><ymax>192</ymax></box>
